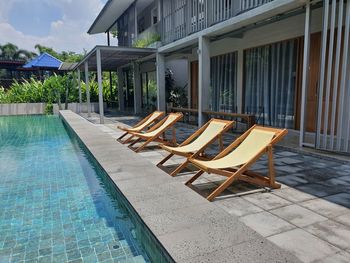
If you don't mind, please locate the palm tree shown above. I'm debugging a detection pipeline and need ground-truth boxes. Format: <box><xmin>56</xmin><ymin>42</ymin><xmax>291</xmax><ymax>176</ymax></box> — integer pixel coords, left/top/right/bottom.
<box><xmin>0</xmin><ymin>43</ymin><xmax>36</xmax><ymax>61</ymax></box>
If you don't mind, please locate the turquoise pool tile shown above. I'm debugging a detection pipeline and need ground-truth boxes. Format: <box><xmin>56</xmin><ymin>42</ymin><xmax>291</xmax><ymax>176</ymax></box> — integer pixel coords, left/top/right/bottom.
<box><xmin>0</xmin><ymin>115</ymin><xmax>161</xmax><ymax>263</ymax></box>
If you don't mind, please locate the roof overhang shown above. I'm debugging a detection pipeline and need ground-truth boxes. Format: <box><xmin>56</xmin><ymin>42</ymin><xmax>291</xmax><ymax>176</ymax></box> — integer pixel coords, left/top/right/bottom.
<box><xmin>59</xmin><ymin>62</ymin><xmax>78</xmax><ymax>71</ymax></box>
<box><xmin>88</xmin><ymin>0</ymin><xmax>134</xmax><ymax>34</ymax></box>
<box><xmin>74</xmin><ymin>46</ymin><xmax>156</xmax><ymax>71</ymax></box>
<box><xmin>88</xmin><ymin>0</ymin><xmax>154</xmax><ymax>35</ymax></box>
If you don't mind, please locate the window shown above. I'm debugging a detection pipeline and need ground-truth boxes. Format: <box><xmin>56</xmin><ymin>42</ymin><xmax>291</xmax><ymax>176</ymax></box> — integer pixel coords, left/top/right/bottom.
<box><xmin>151</xmin><ymin>8</ymin><xmax>158</xmax><ymax>25</ymax></box>
<box><xmin>210</xmin><ymin>52</ymin><xmax>238</xmax><ymax>112</ymax></box>
<box><xmin>244</xmin><ymin>39</ymin><xmax>298</xmax><ymax>128</ymax></box>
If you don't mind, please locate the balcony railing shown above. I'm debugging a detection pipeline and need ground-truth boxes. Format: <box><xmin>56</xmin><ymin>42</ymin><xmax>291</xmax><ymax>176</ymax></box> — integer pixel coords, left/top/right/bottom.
<box><xmin>162</xmin><ymin>0</ymin><xmax>274</xmax><ymax>44</ymax></box>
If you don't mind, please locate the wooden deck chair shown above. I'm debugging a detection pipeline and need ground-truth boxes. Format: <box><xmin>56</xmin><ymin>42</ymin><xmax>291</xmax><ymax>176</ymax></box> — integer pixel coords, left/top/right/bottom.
<box><xmin>117</xmin><ymin>111</ymin><xmax>165</xmax><ymax>144</ymax></box>
<box><xmin>157</xmin><ymin>119</ymin><xmax>234</xmax><ymax>177</ymax></box>
<box><xmin>185</xmin><ymin>125</ymin><xmax>288</xmax><ymax>201</ymax></box>
<box><xmin>128</xmin><ymin>112</ymin><xmax>183</xmax><ymax>152</ymax></box>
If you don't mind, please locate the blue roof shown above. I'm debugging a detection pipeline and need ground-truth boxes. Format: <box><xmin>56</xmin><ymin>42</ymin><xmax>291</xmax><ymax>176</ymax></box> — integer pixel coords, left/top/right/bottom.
<box><xmin>23</xmin><ymin>52</ymin><xmax>62</xmax><ymax>69</ymax></box>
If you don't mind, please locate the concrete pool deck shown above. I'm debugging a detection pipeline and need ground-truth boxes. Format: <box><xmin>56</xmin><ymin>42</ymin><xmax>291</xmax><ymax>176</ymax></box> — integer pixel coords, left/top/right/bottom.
<box><xmin>80</xmin><ymin>111</ymin><xmax>350</xmax><ymax>263</ymax></box>
<box><xmin>60</xmin><ymin>110</ymin><xmax>301</xmax><ymax>262</ymax></box>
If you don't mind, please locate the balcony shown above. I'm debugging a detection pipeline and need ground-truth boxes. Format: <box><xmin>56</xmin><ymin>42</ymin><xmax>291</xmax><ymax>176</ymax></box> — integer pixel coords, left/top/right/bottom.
<box><xmin>162</xmin><ymin>0</ymin><xmax>274</xmax><ymax>44</ymax></box>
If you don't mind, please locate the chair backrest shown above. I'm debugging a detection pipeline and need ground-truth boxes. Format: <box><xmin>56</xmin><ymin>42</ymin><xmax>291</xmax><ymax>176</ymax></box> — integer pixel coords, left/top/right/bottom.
<box><xmin>145</xmin><ymin>113</ymin><xmax>183</xmax><ymax>137</ymax></box>
<box><xmin>180</xmin><ymin>119</ymin><xmax>233</xmax><ymax>151</ymax></box>
<box><xmin>206</xmin><ymin>126</ymin><xmax>287</xmax><ymax>169</ymax></box>
<box><xmin>130</xmin><ymin>111</ymin><xmax>164</xmax><ymax>131</ymax></box>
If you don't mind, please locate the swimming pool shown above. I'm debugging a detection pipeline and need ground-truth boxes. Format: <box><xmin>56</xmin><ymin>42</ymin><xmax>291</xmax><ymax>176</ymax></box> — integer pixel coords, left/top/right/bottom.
<box><xmin>0</xmin><ymin>115</ymin><xmax>171</xmax><ymax>263</ymax></box>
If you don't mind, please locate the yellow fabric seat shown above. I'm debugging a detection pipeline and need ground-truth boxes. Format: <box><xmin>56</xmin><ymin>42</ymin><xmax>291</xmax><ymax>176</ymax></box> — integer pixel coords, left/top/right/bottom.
<box><xmin>193</xmin><ymin>129</ymin><xmax>275</xmax><ymax>169</ymax></box>
<box><xmin>163</xmin><ymin>120</ymin><xmax>228</xmax><ymax>153</ymax></box>
<box><xmin>157</xmin><ymin>118</ymin><xmax>234</xmax><ymax>177</ymax></box>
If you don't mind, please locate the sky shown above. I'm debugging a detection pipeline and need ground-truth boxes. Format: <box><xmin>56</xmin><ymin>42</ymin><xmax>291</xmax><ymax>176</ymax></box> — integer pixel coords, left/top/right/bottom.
<box><xmin>0</xmin><ymin>0</ymin><xmax>110</xmax><ymax>54</ymax></box>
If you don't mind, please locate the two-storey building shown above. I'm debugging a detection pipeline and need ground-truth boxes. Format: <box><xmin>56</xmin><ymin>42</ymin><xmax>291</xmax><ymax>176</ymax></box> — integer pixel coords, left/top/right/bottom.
<box><xmin>75</xmin><ymin>0</ymin><xmax>350</xmax><ymax>154</ymax></box>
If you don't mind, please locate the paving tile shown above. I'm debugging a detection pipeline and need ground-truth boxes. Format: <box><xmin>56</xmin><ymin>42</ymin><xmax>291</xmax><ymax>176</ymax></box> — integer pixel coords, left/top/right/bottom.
<box><xmin>296</xmin><ymin>183</ymin><xmax>342</xmax><ymax>198</ymax></box>
<box><xmin>242</xmin><ymin>192</ymin><xmax>292</xmax><ymax>210</ymax></box>
<box><xmin>321</xmin><ymin>178</ymin><xmax>350</xmax><ymax>189</ymax></box>
<box><xmin>333</xmin><ymin>213</ymin><xmax>350</xmax><ymax>228</ymax></box>
<box><xmin>278</xmin><ymin>174</ymin><xmax>309</xmax><ymax>186</ymax></box>
<box><xmin>300</xmin><ymin>198</ymin><xmax>349</xmax><ymax>218</ymax></box>
<box><xmin>277</xmin><ymin>151</ymin><xmax>299</xmax><ymax>157</ymax></box>
<box><xmin>272</xmin><ymin>187</ymin><xmax>316</xmax><ymax>203</ymax></box>
<box><xmin>278</xmin><ymin>157</ymin><xmax>304</xmax><ymax>165</ymax></box>
<box><xmin>315</xmin><ymin>251</ymin><xmax>350</xmax><ymax>263</ymax></box>
<box><xmin>275</xmin><ymin>165</ymin><xmax>304</xmax><ymax>174</ymax></box>
<box><xmin>214</xmin><ymin>197</ymin><xmax>263</xmax><ymax>217</ymax></box>
<box><xmin>179</xmin><ymin>237</ymin><xmax>301</xmax><ymax>263</ymax></box>
<box><xmin>142</xmin><ymin>204</ymin><xmax>230</xmax><ymax>236</ymax></box>
<box><xmin>129</xmin><ymin>190</ymin><xmax>206</xmax><ymax>218</ymax></box>
<box><xmin>158</xmin><ymin>216</ymin><xmax>257</xmax><ymax>262</ymax></box>
<box><xmin>240</xmin><ymin>211</ymin><xmax>295</xmax><ymax>237</ymax></box>
<box><xmin>337</xmin><ymin>175</ymin><xmax>350</xmax><ymax>183</ymax></box>
<box><xmin>305</xmin><ymin>220</ymin><xmax>350</xmax><ymax>250</ymax></box>
<box><xmin>268</xmin><ymin>229</ymin><xmax>340</xmax><ymax>263</ymax></box>
<box><xmin>271</xmin><ymin>204</ymin><xmax>327</xmax><ymax>227</ymax></box>
<box><xmin>324</xmin><ymin>193</ymin><xmax>350</xmax><ymax>209</ymax></box>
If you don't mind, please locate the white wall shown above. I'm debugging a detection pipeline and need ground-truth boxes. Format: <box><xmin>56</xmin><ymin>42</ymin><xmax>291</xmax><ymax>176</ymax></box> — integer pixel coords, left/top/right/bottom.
<box><xmin>0</xmin><ymin>103</ymin><xmax>46</xmax><ymax>115</ymax></box>
<box><xmin>166</xmin><ymin>59</ymin><xmax>188</xmax><ymax>88</ymax></box>
<box><xmin>0</xmin><ymin>102</ymin><xmax>106</xmax><ymax>116</ymax></box>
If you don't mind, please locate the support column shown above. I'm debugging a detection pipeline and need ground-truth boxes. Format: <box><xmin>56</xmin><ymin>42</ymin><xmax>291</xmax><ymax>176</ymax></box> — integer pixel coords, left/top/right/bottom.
<box><xmin>84</xmin><ymin>62</ymin><xmax>91</xmax><ymax>117</ymax></box>
<box><xmin>77</xmin><ymin>69</ymin><xmax>82</xmax><ymax>113</ymax></box>
<box><xmin>96</xmin><ymin>49</ymin><xmax>104</xmax><ymax>124</ymax></box>
<box><xmin>198</xmin><ymin>36</ymin><xmax>210</xmax><ymax>127</ymax></box>
<box><xmin>236</xmin><ymin>49</ymin><xmax>244</xmax><ymax>114</ymax></box>
<box><xmin>133</xmin><ymin>62</ymin><xmax>142</xmax><ymax>114</ymax></box>
<box><xmin>117</xmin><ymin>68</ymin><xmax>125</xmax><ymax>111</ymax></box>
<box><xmin>156</xmin><ymin>53</ymin><xmax>166</xmax><ymax>111</ymax></box>
<box><xmin>187</xmin><ymin>59</ymin><xmax>192</xmax><ymax>108</ymax></box>
<box><xmin>299</xmin><ymin>3</ymin><xmax>311</xmax><ymax>147</ymax></box>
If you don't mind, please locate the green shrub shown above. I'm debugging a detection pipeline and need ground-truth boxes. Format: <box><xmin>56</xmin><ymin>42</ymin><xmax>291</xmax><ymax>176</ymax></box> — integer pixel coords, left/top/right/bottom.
<box><xmin>133</xmin><ymin>33</ymin><xmax>161</xmax><ymax>48</ymax></box>
<box><xmin>0</xmin><ymin>73</ymin><xmax>117</xmax><ymax>104</ymax></box>
<box><xmin>45</xmin><ymin>102</ymin><xmax>53</xmax><ymax>115</ymax></box>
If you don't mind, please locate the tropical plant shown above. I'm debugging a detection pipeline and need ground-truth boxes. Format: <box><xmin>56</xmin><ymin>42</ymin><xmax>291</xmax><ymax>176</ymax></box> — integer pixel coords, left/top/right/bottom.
<box><xmin>0</xmin><ymin>74</ymin><xmax>117</xmax><ymax>104</ymax></box>
<box><xmin>165</xmin><ymin>69</ymin><xmax>187</xmax><ymax>107</ymax></box>
<box><xmin>45</xmin><ymin>102</ymin><xmax>53</xmax><ymax>115</ymax></box>
<box><xmin>0</xmin><ymin>43</ymin><xmax>36</xmax><ymax>61</ymax></box>
<box><xmin>133</xmin><ymin>33</ymin><xmax>161</xmax><ymax>48</ymax></box>
<box><xmin>35</xmin><ymin>44</ymin><xmax>84</xmax><ymax>62</ymax></box>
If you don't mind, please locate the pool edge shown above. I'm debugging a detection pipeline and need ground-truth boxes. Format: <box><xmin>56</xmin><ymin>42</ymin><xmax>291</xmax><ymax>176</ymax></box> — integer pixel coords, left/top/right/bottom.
<box><xmin>59</xmin><ymin>110</ymin><xmax>302</xmax><ymax>263</ymax></box>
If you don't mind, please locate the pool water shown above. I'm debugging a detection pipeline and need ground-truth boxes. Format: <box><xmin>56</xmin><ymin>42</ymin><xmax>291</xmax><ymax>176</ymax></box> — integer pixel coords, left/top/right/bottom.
<box><xmin>0</xmin><ymin>115</ymin><xmax>170</xmax><ymax>263</ymax></box>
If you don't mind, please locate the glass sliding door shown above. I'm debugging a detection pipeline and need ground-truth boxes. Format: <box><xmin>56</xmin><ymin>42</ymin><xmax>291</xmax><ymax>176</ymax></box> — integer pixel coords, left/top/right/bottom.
<box><xmin>244</xmin><ymin>39</ymin><xmax>298</xmax><ymax>128</ymax></box>
<box><xmin>141</xmin><ymin>71</ymin><xmax>157</xmax><ymax>111</ymax></box>
<box><xmin>210</xmin><ymin>52</ymin><xmax>238</xmax><ymax>112</ymax></box>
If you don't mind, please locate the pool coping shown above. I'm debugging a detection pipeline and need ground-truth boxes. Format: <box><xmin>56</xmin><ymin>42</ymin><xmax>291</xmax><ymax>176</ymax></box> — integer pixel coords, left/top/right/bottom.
<box><xmin>60</xmin><ymin>110</ymin><xmax>301</xmax><ymax>263</ymax></box>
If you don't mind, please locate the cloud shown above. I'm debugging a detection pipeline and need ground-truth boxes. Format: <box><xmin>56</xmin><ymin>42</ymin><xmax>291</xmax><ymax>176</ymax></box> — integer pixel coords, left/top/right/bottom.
<box><xmin>0</xmin><ymin>0</ymin><xmax>107</xmax><ymax>53</ymax></box>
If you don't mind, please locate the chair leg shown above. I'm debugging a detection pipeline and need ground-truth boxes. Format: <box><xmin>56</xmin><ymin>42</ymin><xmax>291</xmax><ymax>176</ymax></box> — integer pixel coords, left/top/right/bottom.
<box><xmin>207</xmin><ymin>169</ymin><xmax>244</xmax><ymax>201</ymax></box>
<box><xmin>267</xmin><ymin>146</ymin><xmax>281</xmax><ymax>189</ymax></box>
<box><xmin>219</xmin><ymin>135</ymin><xmax>223</xmax><ymax>151</ymax></box>
<box><xmin>117</xmin><ymin>132</ymin><xmax>128</xmax><ymax>141</ymax></box>
<box><xmin>170</xmin><ymin>160</ymin><xmax>189</xmax><ymax>177</ymax></box>
<box><xmin>172</xmin><ymin>126</ymin><xmax>177</xmax><ymax>145</ymax></box>
<box><xmin>122</xmin><ymin>135</ymin><xmax>135</xmax><ymax>144</ymax></box>
<box><xmin>185</xmin><ymin>170</ymin><xmax>204</xmax><ymax>185</ymax></box>
<box><xmin>157</xmin><ymin>153</ymin><xmax>174</xmax><ymax>167</ymax></box>
<box><xmin>129</xmin><ymin>137</ymin><xmax>142</xmax><ymax>147</ymax></box>
<box><xmin>134</xmin><ymin>138</ymin><xmax>154</xmax><ymax>153</ymax></box>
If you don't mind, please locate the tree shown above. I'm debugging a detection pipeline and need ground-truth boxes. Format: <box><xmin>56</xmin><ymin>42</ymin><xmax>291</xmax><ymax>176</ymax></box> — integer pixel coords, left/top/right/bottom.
<box><xmin>0</xmin><ymin>43</ymin><xmax>36</xmax><ymax>61</ymax></box>
<box><xmin>35</xmin><ymin>44</ymin><xmax>84</xmax><ymax>62</ymax></box>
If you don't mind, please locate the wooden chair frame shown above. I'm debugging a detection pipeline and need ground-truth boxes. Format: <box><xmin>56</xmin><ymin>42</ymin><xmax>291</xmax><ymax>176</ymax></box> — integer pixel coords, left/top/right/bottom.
<box><xmin>157</xmin><ymin>118</ymin><xmax>234</xmax><ymax>177</ymax></box>
<box><xmin>117</xmin><ymin>111</ymin><xmax>165</xmax><ymax>144</ymax></box>
<box><xmin>128</xmin><ymin>113</ymin><xmax>183</xmax><ymax>153</ymax></box>
<box><xmin>185</xmin><ymin>125</ymin><xmax>288</xmax><ymax>201</ymax></box>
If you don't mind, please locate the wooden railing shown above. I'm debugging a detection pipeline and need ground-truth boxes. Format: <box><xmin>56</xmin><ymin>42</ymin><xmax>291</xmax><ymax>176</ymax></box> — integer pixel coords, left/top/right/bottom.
<box><xmin>168</xmin><ymin>107</ymin><xmax>256</xmax><ymax>131</ymax></box>
<box><xmin>162</xmin><ymin>0</ymin><xmax>275</xmax><ymax>44</ymax></box>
